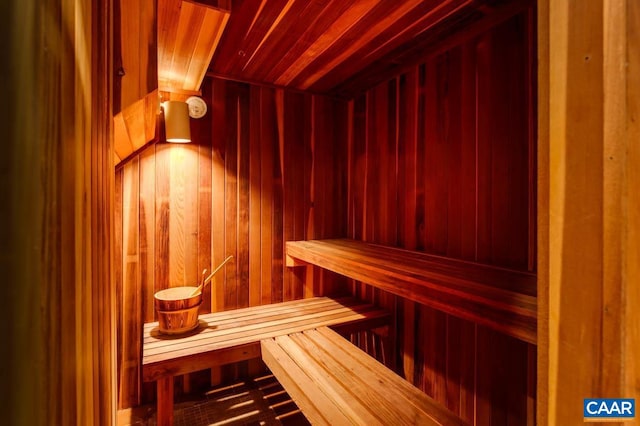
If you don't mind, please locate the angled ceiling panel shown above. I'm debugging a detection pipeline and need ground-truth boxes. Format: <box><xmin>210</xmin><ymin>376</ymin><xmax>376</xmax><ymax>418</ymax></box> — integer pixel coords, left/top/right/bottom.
<box><xmin>208</xmin><ymin>0</ymin><xmax>532</xmax><ymax>97</ymax></box>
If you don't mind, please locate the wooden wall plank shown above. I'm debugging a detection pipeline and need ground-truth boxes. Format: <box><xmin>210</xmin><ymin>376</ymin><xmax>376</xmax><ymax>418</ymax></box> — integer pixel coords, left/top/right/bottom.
<box><xmin>236</xmin><ymin>84</ymin><xmax>251</xmax><ymax>309</ymax></box>
<box><xmin>249</xmin><ymin>86</ymin><xmax>262</xmax><ymax>307</ymax></box>
<box><xmin>260</xmin><ymin>88</ymin><xmax>275</xmax><ymax>305</ymax></box>
<box><xmin>625</xmin><ymin>0</ymin><xmax>640</xmax><ymax>410</ymax></box>
<box><xmin>281</xmin><ymin>92</ymin><xmax>297</xmax><ymax>302</ymax></box>
<box><xmin>119</xmin><ymin>158</ymin><xmax>141</xmax><ymax>409</ymax></box>
<box><xmin>195</xmin><ymin>82</ymin><xmax>213</xmax><ymax>313</ymax></box>
<box><xmin>305</xmin><ymin>97</ymin><xmax>317</xmax><ymax>299</ymax></box>
<box><xmin>224</xmin><ymin>83</ymin><xmax>239</xmax><ymax>310</ymax></box>
<box><xmin>155</xmin><ymin>142</ymin><xmax>171</xmax><ymax>294</ymax></box>
<box><xmin>209</xmin><ymin>78</ymin><xmax>227</xmax><ymax>386</ymax></box>
<box><xmin>138</xmin><ymin>145</ymin><xmax>157</xmax><ymax>404</ymax></box>
<box><xmin>272</xmin><ymin>90</ymin><xmax>285</xmax><ymax>304</ymax></box>
<box><xmin>139</xmin><ymin>150</ymin><xmax>156</xmax><ymax>316</ymax></box>
<box><xmin>211</xmin><ymin>78</ymin><xmax>227</xmax><ymax>312</ymax></box>
<box><xmin>114</xmin><ymin>170</ymin><xmax>124</xmax><ymax>406</ymax></box>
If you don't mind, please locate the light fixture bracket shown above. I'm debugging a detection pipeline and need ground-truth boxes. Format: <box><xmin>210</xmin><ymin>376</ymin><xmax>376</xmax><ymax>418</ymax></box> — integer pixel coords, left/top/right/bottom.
<box><xmin>186</xmin><ymin>96</ymin><xmax>207</xmax><ymax>119</ymax></box>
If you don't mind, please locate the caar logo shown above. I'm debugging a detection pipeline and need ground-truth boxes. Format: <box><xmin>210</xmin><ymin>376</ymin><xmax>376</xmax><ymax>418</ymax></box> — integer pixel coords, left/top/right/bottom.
<box><xmin>584</xmin><ymin>399</ymin><xmax>635</xmax><ymax>421</ymax></box>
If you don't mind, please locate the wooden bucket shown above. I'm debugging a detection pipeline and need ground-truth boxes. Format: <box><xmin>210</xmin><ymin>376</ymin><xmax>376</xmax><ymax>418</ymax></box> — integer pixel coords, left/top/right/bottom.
<box><xmin>154</xmin><ymin>286</ymin><xmax>202</xmax><ymax>334</ymax></box>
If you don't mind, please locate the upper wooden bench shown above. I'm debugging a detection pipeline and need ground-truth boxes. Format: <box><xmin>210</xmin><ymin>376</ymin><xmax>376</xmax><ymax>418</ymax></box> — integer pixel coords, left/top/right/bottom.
<box><xmin>143</xmin><ymin>296</ymin><xmax>389</xmax><ymax>426</ymax></box>
<box><xmin>286</xmin><ymin>239</ymin><xmax>536</xmax><ymax>344</ymax></box>
<box><xmin>262</xmin><ymin>326</ymin><xmax>468</xmax><ymax>426</ymax></box>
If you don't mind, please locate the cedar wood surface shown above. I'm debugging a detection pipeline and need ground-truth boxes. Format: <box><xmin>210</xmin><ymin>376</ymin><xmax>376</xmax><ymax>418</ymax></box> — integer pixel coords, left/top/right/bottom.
<box><xmin>115</xmin><ymin>4</ymin><xmax>537</xmax><ymax>425</ymax></box>
<box><xmin>143</xmin><ymin>297</ymin><xmax>389</xmax><ymax>426</ymax></box>
<box><xmin>116</xmin><ymin>78</ymin><xmax>349</xmax><ymax>408</ymax></box>
<box><xmin>537</xmin><ymin>0</ymin><xmax>640</xmax><ymax>423</ymax></box>
<box><xmin>4</xmin><ymin>0</ymin><xmax>116</xmax><ymax>424</ymax></box>
<box><xmin>344</xmin><ymin>8</ymin><xmax>536</xmax><ymax>425</ymax></box>
<box><xmin>286</xmin><ymin>239</ymin><xmax>537</xmax><ymax>344</ymax></box>
<box><xmin>142</xmin><ymin>296</ymin><xmax>389</xmax><ymax>381</ymax></box>
<box><xmin>209</xmin><ymin>0</ymin><xmax>533</xmax><ymax>97</ymax></box>
<box><xmin>262</xmin><ymin>327</ymin><xmax>468</xmax><ymax>426</ymax></box>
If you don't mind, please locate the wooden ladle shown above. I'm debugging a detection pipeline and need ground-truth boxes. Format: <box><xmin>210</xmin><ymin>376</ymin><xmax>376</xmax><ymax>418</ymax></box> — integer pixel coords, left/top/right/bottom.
<box><xmin>190</xmin><ymin>255</ymin><xmax>234</xmax><ymax>296</ymax></box>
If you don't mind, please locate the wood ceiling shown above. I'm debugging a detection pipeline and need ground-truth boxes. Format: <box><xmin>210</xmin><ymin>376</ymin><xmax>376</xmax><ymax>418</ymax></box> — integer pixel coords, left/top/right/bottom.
<box><xmin>208</xmin><ymin>0</ymin><xmax>531</xmax><ymax>98</ymax></box>
<box><xmin>158</xmin><ymin>0</ymin><xmax>230</xmax><ymax>93</ymax></box>
<box><xmin>113</xmin><ymin>0</ymin><xmax>531</xmax><ymax>164</ymax></box>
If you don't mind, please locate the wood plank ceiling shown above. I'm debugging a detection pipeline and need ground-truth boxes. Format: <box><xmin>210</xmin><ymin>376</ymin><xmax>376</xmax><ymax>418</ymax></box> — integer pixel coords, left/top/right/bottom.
<box><xmin>113</xmin><ymin>0</ymin><xmax>230</xmax><ymax>164</ymax></box>
<box><xmin>158</xmin><ymin>0</ymin><xmax>230</xmax><ymax>94</ymax></box>
<box><xmin>114</xmin><ymin>0</ymin><xmax>528</xmax><ymax>164</ymax></box>
<box><xmin>207</xmin><ymin>0</ymin><xmax>524</xmax><ymax>98</ymax></box>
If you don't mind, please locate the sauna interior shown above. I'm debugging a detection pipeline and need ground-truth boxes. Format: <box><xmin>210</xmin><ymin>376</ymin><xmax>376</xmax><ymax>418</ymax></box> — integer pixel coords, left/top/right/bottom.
<box><xmin>115</xmin><ymin>0</ymin><xmax>537</xmax><ymax>424</ymax></box>
<box><xmin>3</xmin><ymin>0</ymin><xmax>638</xmax><ymax>425</ymax></box>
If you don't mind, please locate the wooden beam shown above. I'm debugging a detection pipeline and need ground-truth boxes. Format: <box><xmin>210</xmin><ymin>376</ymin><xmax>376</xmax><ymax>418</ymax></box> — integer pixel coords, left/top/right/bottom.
<box><xmin>183</xmin><ymin>0</ymin><xmax>231</xmax><ymax>13</ymax></box>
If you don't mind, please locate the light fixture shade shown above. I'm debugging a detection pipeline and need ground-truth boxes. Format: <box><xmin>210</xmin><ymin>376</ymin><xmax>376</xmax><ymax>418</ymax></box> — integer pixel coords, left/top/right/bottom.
<box><xmin>163</xmin><ymin>100</ymin><xmax>191</xmax><ymax>143</ymax></box>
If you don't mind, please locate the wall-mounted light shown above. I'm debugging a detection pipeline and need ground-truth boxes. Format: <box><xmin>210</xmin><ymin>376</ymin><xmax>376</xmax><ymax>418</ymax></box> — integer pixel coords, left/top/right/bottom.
<box><xmin>163</xmin><ymin>100</ymin><xmax>191</xmax><ymax>143</ymax></box>
<box><xmin>161</xmin><ymin>96</ymin><xmax>207</xmax><ymax>143</ymax></box>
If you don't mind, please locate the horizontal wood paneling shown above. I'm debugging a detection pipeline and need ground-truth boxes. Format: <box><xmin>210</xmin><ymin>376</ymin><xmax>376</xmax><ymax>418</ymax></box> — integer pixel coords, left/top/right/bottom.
<box><xmin>115</xmin><ymin>77</ymin><xmax>348</xmax><ymax>408</ymax></box>
<box><xmin>346</xmin><ymin>9</ymin><xmax>536</xmax><ymax>425</ymax></box>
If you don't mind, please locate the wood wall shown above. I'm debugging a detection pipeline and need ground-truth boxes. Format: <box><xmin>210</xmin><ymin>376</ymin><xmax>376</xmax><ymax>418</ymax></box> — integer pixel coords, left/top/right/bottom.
<box><xmin>345</xmin><ymin>8</ymin><xmax>537</xmax><ymax>425</ymax></box>
<box><xmin>1</xmin><ymin>0</ymin><xmax>116</xmax><ymax>424</ymax></box>
<box><xmin>115</xmin><ymin>78</ymin><xmax>348</xmax><ymax>408</ymax></box>
<box><xmin>537</xmin><ymin>0</ymin><xmax>640</xmax><ymax>423</ymax></box>
<box><xmin>115</xmin><ymin>5</ymin><xmax>538</xmax><ymax>424</ymax></box>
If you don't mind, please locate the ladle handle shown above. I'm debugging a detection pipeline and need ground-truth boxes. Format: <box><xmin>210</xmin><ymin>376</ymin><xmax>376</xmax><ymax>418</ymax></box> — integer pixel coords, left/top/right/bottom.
<box><xmin>190</xmin><ymin>255</ymin><xmax>233</xmax><ymax>296</ymax></box>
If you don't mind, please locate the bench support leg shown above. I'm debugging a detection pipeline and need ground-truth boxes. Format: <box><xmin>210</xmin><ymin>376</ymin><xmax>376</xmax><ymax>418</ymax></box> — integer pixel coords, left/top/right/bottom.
<box><xmin>157</xmin><ymin>377</ymin><xmax>174</xmax><ymax>426</ymax></box>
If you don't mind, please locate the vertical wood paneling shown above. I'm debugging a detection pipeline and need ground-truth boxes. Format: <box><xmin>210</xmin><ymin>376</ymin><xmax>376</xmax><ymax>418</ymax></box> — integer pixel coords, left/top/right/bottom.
<box><xmin>345</xmin><ymin>9</ymin><xmax>536</xmax><ymax>425</ymax></box>
<box><xmin>211</xmin><ymin>78</ymin><xmax>227</xmax><ymax>312</ymax></box>
<box><xmin>196</xmin><ymin>82</ymin><xmax>213</xmax><ymax>314</ymax></box>
<box><xmin>4</xmin><ymin>0</ymin><xmax>115</xmax><ymax>422</ymax></box>
<box><xmin>538</xmin><ymin>0</ymin><xmax>640</xmax><ymax>423</ymax></box>
<box><xmin>237</xmin><ymin>84</ymin><xmax>251</xmax><ymax>309</ymax></box>
<box><xmin>260</xmin><ymin>88</ymin><xmax>275</xmax><ymax>305</ymax></box>
<box><xmin>249</xmin><ymin>86</ymin><xmax>262</xmax><ymax>307</ymax></box>
<box><xmin>115</xmin><ymin>77</ymin><xmax>348</xmax><ymax>407</ymax></box>
<box><xmin>139</xmin><ymin>149</ymin><xmax>156</xmax><ymax>323</ymax></box>
<box><xmin>118</xmin><ymin>158</ymin><xmax>141</xmax><ymax>409</ymax></box>
<box><xmin>223</xmin><ymin>83</ymin><xmax>239</xmax><ymax>310</ymax></box>
<box><xmin>272</xmin><ymin>90</ymin><xmax>285</xmax><ymax>304</ymax></box>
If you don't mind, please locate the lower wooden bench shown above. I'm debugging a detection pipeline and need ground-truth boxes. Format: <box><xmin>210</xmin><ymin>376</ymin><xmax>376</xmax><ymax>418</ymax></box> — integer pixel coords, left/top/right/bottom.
<box><xmin>261</xmin><ymin>327</ymin><xmax>468</xmax><ymax>426</ymax></box>
<box><xmin>142</xmin><ymin>296</ymin><xmax>389</xmax><ymax>426</ymax></box>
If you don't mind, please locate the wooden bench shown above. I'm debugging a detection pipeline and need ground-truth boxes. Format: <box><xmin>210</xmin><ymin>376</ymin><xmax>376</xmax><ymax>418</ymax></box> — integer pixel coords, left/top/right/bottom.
<box><xmin>286</xmin><ymin>238</ymin><xmax>537</xmax><ymax>344</ymax></box>
<box><xmin>142</xmin><ymin>296</ymin><xmax>389</xmax><ymax>426</ymax></box>
<box><xmin>261</xmin><ymin>326</ymin><xmax>468</xmax><ymax>425</ymax></box>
